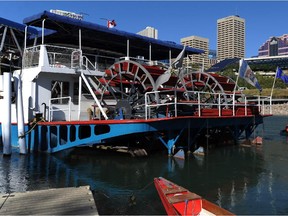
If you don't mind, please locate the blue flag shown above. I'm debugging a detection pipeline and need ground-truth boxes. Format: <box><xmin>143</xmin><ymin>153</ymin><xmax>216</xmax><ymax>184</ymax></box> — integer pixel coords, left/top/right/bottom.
<box><xmin>276</xmin><ymin>67</ymin><xmax>288</xmax><ymax>84</ymax></box>
<box><xmin>239</xmin><ymin>59</ymin><xmax>262</xmax><ymax>92</ymax></box>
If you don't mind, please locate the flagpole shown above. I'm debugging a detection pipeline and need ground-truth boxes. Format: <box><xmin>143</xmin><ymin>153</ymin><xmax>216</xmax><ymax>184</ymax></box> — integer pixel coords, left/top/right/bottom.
<box><xmin>270</xmin><ymin>66</ymin><xmax>278</xmax><ymax>98</ymax></box>
<box><xmin>232</xmin><ymin>59</ymin><xmax>242</xmax><ymax>115</ymax></box>
<box><xmin>233</xmin><ymin>59</ymin><xmax>242</xmax><ymax>95</ymax></box>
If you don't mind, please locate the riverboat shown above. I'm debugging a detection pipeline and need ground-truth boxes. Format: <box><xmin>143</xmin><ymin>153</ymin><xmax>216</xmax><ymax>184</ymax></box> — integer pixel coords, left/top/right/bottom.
<box><xmin>154</xmin><ymin>177</ymin><xmax>234</xmax><ymax>215</ymax></box>
<box><xmin>0</xmin><ymin>10</ymin><xmax>272</xmax><ymax>155</ymax></box>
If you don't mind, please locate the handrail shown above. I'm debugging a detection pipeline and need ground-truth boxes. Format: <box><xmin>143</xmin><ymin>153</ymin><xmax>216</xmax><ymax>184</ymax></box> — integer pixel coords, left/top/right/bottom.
<box><xmin>48</xmin><ymin>96</ymin><xmax>72</xmax><ymax>122</ymax></box>
<box><xmin>80</xmin><ymin>72</ymin><xmax>108</xmax><ymax>120</ymax></box>
<box><xmin>82</xmin><ymin>55</ymin><xmax>96</xmax><ymax>71</ymax></box>
<box><xmin>144</xmin><ymin>90</ymin><xmax>273</xmax><ymax>119</ymax></box>
<box><xmin>119</xmin><ymin>56</ymin><xmax>170</xmax><ymax>68</ymax></box>
<box><xmin>23</xmin><ymin>45</ymin><xmax>79</xmax><ymax>69</ymax></box>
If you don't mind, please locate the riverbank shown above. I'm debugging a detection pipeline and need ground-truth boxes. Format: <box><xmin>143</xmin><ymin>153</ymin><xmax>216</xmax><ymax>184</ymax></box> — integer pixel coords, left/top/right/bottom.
<box><xmin>267</xmin><ymin>103</ymin><xmax>288</xmax><ymax>115</ymax></box>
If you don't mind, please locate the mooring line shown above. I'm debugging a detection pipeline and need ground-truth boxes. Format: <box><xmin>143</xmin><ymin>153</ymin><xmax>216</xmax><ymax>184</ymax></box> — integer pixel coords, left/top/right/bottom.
<box><xmin>0</xmin><ymin>193</ymin><xmax>11</xmax><ymax>210</ymax></box>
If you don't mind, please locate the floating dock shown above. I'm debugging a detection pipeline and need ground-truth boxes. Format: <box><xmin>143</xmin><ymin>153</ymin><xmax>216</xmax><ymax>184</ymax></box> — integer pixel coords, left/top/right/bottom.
<box><xmin>0</xmin><ymin>186</ymin><xmax>98</xmax><ymax>215</ymax></box>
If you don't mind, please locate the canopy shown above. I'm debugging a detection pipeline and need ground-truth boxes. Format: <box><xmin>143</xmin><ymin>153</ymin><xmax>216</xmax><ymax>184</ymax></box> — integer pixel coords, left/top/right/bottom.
<box><xmin>0</xmin><ymin>17</ymin><xmax>38</xmax><ymax>37</ymax></box>
<box><xmin>23</xmin><ymin>10</ymin><xmax>204</xmax><ymax>59</ymax></box>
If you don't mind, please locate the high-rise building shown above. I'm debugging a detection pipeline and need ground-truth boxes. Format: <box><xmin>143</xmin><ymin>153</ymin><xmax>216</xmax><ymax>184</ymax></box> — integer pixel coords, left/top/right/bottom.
<box><xmin>217</xmin><ymin>15</ymin><xmax>245</xmax><ymax>61</ymax></box>
<box><xmin>137</xmin><ymin>26</ymin><xmax>158</xmax><ymax>39</ymax></box>
<box><xmin>180</xmin><ymin>35</ymin><xmax>209</xmax><ymax>70</ymax></box>
<box><xmin>258</xmin><ymin>34</ymin><xmax>288</xmax><ymax>57</ymax></box>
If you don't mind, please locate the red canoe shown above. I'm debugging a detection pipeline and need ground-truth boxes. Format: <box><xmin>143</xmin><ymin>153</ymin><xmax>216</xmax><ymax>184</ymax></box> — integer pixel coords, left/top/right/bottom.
<box><xmin>154</xmin><ymin>177</ymin><xmax>234</xmax><ymax>215</ymax></box>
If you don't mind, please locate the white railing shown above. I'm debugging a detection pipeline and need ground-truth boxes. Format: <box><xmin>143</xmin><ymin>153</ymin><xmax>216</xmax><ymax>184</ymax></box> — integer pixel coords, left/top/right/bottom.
<box><xmin>23</xmin><ymin>46</ymin><xmax>41</xmax><ymax>68</ymax></box>
<box><xmin>144</xmin><ymin>90</ymin><xmax>272</xmax><ymax>120</ymax></box>
<box><xmin>23</xmin><ymin>45</ymin><xmax>119</xmax><ymax>73</ymax></box>
<box><xmin>82</xmin><ymin>55</ymin><xmax>97</xmax><ymax>71</ymax></box>
<box><xmin>119</xmin><ymin>56</ymin><xmax>170</xmax><ymax>68</ymax></box>
<box><xmin>48</xmin><ymin>96</ymin><xmax>72</xmax><ymax>122</ymax></box>
<box><xmin>23</xmin><ymin>45</ymin><xmax>79</xmax><ymax>69</ymax></box>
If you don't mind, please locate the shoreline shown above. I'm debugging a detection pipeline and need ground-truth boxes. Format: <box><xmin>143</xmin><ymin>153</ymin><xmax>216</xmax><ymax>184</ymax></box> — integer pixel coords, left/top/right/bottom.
<box><xmin>263</xmin><ymin>103</ymin><xmax>288</xmax><ymax>116</ymax></box>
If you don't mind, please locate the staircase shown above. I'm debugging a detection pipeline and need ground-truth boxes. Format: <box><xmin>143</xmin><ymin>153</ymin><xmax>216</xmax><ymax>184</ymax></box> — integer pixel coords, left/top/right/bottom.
<box><xmin>78</xmin><ymin>54</ymin><xmax>110</xmax><ymax>120</ymax></box>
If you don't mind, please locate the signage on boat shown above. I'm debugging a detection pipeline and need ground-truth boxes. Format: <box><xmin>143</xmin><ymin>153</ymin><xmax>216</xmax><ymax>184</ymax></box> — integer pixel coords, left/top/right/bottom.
<box><xmin>50</xmin><ymin>9</ymin><xmax>83</xmax><ymax>20</ymax></box>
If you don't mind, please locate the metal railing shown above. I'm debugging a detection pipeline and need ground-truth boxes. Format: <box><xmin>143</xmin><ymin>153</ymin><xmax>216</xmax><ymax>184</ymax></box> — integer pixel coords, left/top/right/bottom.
<box><xmin>23</xmin><ymin>46</ymin><xmax>40</xmax><ymax>68</ymax></box>
<box><xmin>23</xmin><ymin>45</ymin><xmax>80</xmax><ymax>69</ymax></box>
<box><xmin>144</xmin><ymin>90</ymin><xmax>272</xmax><ymax>120</ymax></box>
<box><xmin>48</xmin><ymin>96</ymin><xmax>72</xmax><ymax>122</ymax></box>
<box><xmin>23</xmin><ymin>45</ymin><xmax>118</xmax><ymax>73</ymax></box>
<box><xmin>82</xmin><ymin>55</ymin><xmax>97</xmax><ymax>71</ymax></box>
<box><xmin>119</xmin><ymin>56</ymin><xmax>170</xmax><ymax>68</ymax></box>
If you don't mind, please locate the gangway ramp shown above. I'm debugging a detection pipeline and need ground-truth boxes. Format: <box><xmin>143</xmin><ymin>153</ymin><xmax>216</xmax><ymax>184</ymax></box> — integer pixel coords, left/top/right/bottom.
<box><xmin>0</xmin><ymin>186</ymin><xmax>98</xmax><ymax>215</ymax></box>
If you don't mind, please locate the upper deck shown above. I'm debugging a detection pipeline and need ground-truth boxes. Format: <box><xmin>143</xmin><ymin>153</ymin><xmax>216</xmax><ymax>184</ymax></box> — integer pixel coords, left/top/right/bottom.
<box><xmin>23</xmin><ymin>10</ymin><xmax>204</xmax><ymax>61</ymax></box>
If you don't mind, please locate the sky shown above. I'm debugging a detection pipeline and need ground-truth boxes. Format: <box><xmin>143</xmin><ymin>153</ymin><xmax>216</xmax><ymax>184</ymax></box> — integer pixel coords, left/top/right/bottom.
<box><xmin>1</xmin><ymin>1</ymin><xmax>288</xmax><ymax>58</ymax></box>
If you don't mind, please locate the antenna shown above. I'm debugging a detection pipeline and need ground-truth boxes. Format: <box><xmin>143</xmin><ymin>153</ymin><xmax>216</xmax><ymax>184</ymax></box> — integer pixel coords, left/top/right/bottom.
<box><xmin>235</xmin><ymin>7</ymin><xmax>238</xmax><ymax>16</ymax></box>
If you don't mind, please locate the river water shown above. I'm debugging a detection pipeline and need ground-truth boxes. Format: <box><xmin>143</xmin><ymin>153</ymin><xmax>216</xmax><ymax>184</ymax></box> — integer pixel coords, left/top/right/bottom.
<box><xmin>1</xmin><ymin>115</ymin><xmax>288</xmax><ymax>215</ymax></box>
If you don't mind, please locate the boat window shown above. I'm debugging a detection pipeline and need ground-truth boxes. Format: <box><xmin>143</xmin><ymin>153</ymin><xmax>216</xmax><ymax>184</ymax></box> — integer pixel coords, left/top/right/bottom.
<box><xmin>73</xmin><ymin>82</ymin><xmax>90</xmax><ymax>104</ymax></box>
<box><xmin>51</xmin><ymin>81</ymin><xmax>70</xmax><ymax>104</ymax></box>
<box><xmin>11</xmin><ymin>80</ymin><xmax>16</xmax><ymax>104</ymax></box>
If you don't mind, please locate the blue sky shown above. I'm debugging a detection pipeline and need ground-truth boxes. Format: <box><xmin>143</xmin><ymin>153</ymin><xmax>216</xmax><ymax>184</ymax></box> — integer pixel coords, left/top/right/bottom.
<box><xmin>1</xmin><ymin>1</ymin><xmax>287</xmax><ymax>58</ymax></box>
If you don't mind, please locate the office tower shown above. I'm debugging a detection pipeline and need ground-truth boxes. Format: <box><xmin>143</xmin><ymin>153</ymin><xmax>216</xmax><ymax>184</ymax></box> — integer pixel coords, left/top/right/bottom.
<box><xmin>137</xmin><ymin>26</ymin><xmax>158</xmax><ymax>39</ymax></box>
<box><xmin>217</xmin><ymin>15</ymin><xmax>245</xmax><ymax>61</ymax></box>
<box><xmin>258</xmin><ymin>34</ymin><xmax>288</xmax><ymax>57</ymax></box>
<box><xmin>181</xmin><ymin>35</ymin><xmax>209</xmax><ymax>70</ymax></box>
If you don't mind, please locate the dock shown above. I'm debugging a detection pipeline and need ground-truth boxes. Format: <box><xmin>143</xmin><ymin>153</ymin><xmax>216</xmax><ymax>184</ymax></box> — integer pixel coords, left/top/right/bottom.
<box><xmin>0</xmin><ymin>186</ymin><xmax>98</xmax><ymax>215</ymax></box>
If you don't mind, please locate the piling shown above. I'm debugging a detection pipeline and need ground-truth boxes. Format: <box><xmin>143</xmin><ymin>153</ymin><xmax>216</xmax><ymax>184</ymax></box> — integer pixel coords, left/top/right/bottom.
<box><xmin>2</xmin><ymin>72</ymin><xmax>12</xmax><ymax>156</ymax></box>
<box><xmin>14</xmin><ymin>72</ymin><xmax>26</xmax><ymax>154</ymax></box>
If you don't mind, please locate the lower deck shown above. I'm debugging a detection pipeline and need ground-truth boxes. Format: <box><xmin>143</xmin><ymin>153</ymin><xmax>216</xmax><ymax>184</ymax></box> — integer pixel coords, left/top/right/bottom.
<box><xmin>1</xmin><ymin>113</ymin><xmax>266</xmax><ymax>155</ymax></box>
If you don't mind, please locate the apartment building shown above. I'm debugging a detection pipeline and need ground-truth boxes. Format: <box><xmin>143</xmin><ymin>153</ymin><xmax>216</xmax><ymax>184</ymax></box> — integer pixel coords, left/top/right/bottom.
<box><xmin>181</xmin><ymin>35</ymin><xmax>209</xmax><ymax>70</ymax></box>
<box><xmin>137</xmin><ymin>26</ymin><xmax>158</xmax><ymax>39</ymax></box>
<box><xmin>217</xmin><ymin>15</ymin><xmax>245</xmax><ymax>61</ymax></box>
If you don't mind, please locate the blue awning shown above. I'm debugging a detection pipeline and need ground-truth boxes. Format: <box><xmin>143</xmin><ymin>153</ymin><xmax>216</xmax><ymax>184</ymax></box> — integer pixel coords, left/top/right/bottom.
<box><xmin>0</xmin><ymin>17</ymin><xmax>38</xmax><ymax>36</ymax></box>
<box><xmin>23</xmin><ymin>10</ymin><xmax>204</xmax><ymax>59</ymax></box>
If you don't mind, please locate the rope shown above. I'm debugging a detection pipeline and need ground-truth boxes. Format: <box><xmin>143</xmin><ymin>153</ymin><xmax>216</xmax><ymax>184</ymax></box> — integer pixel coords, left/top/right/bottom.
<box><xmin>0</xmin><ymin>193</ymin><xmax>11</xmax><ymax>210</ymax></box>
<box><xmin>18</xmin><ymin>117</ymin><xmax>46</xmax><ymax>139</ymax></box>
<box><xmin>138</xmin><ymin>180</ymin><xmax>154</xmax><ymax>192</ymax></box>
<box><xmin>128</xmin><ymin>181</ymin><xmax>154</xmax><ymax>207</ymax></box>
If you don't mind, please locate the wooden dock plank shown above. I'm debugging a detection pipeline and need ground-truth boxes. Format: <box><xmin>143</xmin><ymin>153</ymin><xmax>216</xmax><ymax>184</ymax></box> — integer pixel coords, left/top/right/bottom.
<box><xmin>0</xmin><ymin>186</ymin><xmax>98</xmax><ymax>215</ymax></box>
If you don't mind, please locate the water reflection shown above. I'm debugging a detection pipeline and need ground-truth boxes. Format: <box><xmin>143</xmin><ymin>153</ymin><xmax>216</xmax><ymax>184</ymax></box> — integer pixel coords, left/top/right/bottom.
<box><xmin>0</xmin><ymin>116</ymin><xmax>288</xmax><ymax>215</ymax></box>
<box><xmin>0</xmin><ymin>155</ymin><xmax>29</xmax><ymax>193</ymax></box>
<box><xmin>0</xmin><ymin>146</ymin><xmax>268</xmax><ymax>215</ymax></box>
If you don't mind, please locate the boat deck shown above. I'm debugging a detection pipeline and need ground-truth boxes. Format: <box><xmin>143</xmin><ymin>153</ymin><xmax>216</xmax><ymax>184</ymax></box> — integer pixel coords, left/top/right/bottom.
<box><xmin>0</xmin><ymin>186</ymin><xmax>98</xmax><ymax>215</ymax></box>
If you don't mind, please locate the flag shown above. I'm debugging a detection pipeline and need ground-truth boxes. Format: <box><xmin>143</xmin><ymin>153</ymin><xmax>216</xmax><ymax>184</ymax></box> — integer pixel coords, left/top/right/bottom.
<box><xmin>107</xmin><ymin>20</ymin><xmax>116</xmax><ymax>28</ymax></box>
<box><xmin>239</xmin><ymin>59</ymin><xmax>262</xmax><ymax>91</ymax></box>
<box><xmin>276</xmin><ymin>67</ymin><xmax>288</xmax><ymax>84</ymax></box>
<box><xmin>154</xmin><ymin>47</ymin><xmax>187</xmax><ymax>89</ymax></box>
<box><xmin>154</xmin><ymin>68</ymin><xmax>171</xmax><ymax>90</ymax></box>
<box><xmin>171</xmin><ymin>46</ymin><xmax>186</xmax><ymax>69</ymax></box>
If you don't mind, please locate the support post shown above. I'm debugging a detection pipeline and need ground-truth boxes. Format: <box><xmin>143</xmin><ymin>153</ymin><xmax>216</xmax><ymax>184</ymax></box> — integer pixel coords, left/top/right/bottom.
<box><xmin>126</xmin><ymin>39</ymin><xmax>129</xmax><ymax>58</ymax></box>
<box><xmin>2</xmin><ymin>72</ymin><xmax>12</xmax><ymax>155</ymax></box>
<box><xmin>187</xmin><ymin>120</ymin><xmax>191</xmax><ymax>154</ymax></box>
<box><xmin>41</xmin><ymin>19</ymin><xmax>45</xmax><ymax>44</ymax></box>
<box><xmin>156</xmin><ymin>128</ymin><xmax>184</xmax><ymax>156</ymax></box>
<box><xmin>78</xmin><ymin>75</ymin><xmax>82</xmax><ymax>120</ymax></box>
<box><xmin>14</xmin><ymin>72</ymin><xmax>27</xmax><ymax>154</ymax></box>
